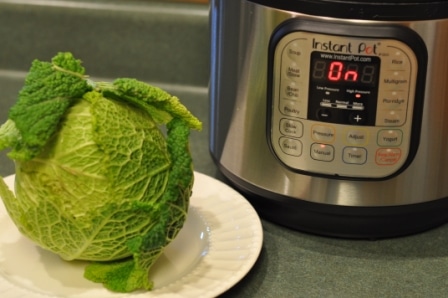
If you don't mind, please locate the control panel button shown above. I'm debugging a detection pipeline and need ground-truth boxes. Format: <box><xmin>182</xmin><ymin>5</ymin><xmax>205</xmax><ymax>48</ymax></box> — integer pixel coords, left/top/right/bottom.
<box><xmin>316</xmin><ymin>108</ymin><xmax>332</xmax><ymax>122</ymax></box>
<box><xmin>375</xmin><ymin>148</ymin><xmax>402</xmax><ymax>165</ymax></box>
<box><xmin>376</xmin><ymin>110</ymin><xmax>405</xmax><ymax>126</ymax></box>
<box><xmin>377</xmin><ymin>129</ymin><xmax>403</xmax><ymax>147</ymax></box>
<box><xmin>310</xmin><ymin>143</ymin><xmax>335</xmax><ymax>162</ymax></box>
<box><xmin>311</xmin><ymin>124</ymin><xmax>335</xmax><ymax>143</ymax></box>
<box><xmin>343</xmin><ymin>147</ymin><xmax>367</xmax><ymax>165</ymax></box>
<box><xmin>286</xmin><ymin>41</ymin><xmax>304</xmax><ymax>61</ymax></box>
<box><xmin>285</xmin><ymin>62</ymin><xmax>302</xmax><ymax>80</ymax></box>
<box><xmin>279</xmin><ymin>137</ymin><xmax>303</xmax><ymax>156</ymax></box>
<box><xmin>349</xmin><ymin>112</ymin><xmax>367</xmax><ymax>125</ymax></box>
<box><xmin>283</xmin><ymin>80</ymin><xmax>301</xmax><ymax>100</ymax></box>
<box><xmin>279</xmin><ymin>99</ymin><xmax>303</xmax><ymax>118</ymax></box>
<box><xmin>280</xmin><ymin>118</ymin><xmax>304</xmax><ymax>138</ymax></box>
<box><xmin>346</xmin><ymin>129</ymin><xmax>369</xmax><ymax>146</ymax></box>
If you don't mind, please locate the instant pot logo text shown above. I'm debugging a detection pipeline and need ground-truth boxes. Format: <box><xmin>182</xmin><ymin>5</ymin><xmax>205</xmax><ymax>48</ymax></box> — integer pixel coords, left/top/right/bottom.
<box><xmin>312</xmin><ymin>38</ymin><xmax>378</xmax><ymax>55</ymax></box>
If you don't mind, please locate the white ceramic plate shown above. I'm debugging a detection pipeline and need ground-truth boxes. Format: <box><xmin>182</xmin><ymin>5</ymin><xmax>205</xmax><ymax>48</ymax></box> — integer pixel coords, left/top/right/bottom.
<box><xmin>0</xmin><ymin>172</ymin><xmax>263</xmax><ymax>298</ymax></box>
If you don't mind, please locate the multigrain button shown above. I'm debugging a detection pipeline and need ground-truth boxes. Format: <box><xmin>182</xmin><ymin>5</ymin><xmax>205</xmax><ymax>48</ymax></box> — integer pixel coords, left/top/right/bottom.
<box><xmin>311</xmin><ymin>124</ymin><xmax>335</xmax><ymax>143</ymax></box>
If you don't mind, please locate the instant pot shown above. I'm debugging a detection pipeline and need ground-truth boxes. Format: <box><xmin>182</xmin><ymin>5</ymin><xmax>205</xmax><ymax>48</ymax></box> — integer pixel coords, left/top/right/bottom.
<box><xmin>209</xmin><ymin>0</ymin><xmax>448</xmax><ymax>238</ymax></box>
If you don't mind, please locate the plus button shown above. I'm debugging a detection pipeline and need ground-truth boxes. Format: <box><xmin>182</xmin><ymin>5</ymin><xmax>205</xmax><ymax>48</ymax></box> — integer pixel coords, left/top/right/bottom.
<box><xmin>349</xmin><ymin>112</ymin><xmax>366</xmax><ymax>125</ymax></box>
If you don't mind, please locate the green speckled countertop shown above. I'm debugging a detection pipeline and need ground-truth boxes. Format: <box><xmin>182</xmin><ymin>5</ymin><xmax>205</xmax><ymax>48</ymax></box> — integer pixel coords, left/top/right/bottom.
<box><xmin>1</xmin><ymin>1</ymin><xmax>448</xmax><ymax>297</ymax></box>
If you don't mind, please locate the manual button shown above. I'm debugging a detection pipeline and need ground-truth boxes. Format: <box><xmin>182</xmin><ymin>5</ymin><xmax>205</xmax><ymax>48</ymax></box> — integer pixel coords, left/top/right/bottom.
<box><xmin>310</xmin><ymin>143</ymin><xmax>335</xmax><ymax>162</ymax></box>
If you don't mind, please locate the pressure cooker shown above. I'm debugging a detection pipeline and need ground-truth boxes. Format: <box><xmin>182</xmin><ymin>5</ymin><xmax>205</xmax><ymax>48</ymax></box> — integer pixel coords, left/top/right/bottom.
<box><xmin>209</xmin><ymin>0</ymin><xmax>448</xmax><ymax>238</ymax></box>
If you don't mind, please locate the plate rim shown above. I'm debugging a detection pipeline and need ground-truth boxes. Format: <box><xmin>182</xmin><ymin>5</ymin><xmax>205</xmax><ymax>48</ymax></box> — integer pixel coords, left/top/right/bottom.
<box><xmin>0</xmin><ymin>172</ymin><xmax>263</xmax><ymax>298</ymax></box>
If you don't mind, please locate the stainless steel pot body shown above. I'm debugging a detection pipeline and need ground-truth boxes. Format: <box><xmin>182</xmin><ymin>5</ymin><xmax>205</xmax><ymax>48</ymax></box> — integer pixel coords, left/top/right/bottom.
<box><xmin>209</xmin><ymin>0</ymin><xmax>448</xmax><ymax>237</ymax></box>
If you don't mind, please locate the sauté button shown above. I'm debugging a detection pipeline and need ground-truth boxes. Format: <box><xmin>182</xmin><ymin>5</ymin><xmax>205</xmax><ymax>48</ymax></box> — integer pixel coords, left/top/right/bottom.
<box><xmin>279</xmin><ymin>137</ymin><xmax>303</xmax><ymax>157</ymax></box>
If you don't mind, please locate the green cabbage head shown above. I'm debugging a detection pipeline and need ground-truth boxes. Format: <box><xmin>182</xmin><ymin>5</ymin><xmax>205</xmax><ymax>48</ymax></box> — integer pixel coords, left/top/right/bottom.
<box><xmin>0</xmin><ymin>52</ymin><xmax>202</xmax><ymax>292</ymax></box>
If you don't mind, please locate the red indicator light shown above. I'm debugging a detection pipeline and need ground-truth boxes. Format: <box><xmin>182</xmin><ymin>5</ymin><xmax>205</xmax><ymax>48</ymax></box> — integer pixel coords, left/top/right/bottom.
<box><xmin>355</xmin><ymin>94</ymin><xmax>362</xmax><ymax>99</ymax></box>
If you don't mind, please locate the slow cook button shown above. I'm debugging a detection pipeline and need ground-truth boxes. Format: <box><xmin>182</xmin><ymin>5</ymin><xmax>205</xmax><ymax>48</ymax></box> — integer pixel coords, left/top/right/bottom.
<box><xmin>310</xmin><ymin>143</ymin><xmax>335</xmax><ymax>162</ymax></box>
<box><xmin>343</xmin><ymin>147</ymin><xmax>367</xmax><ymax>165</ymax></box>
<box><xmin>279</xmin><ymin>137</ymin><xmax>303</xmax><ymax>157</ymax></box>
<box><xmin>375</xmin><ymin>148</ymin><xmax>401</xmax><ymax>165</ymax></box>
<box><xmin>280</xmin><ymin>118</ymin><xmax>304</xmax><ymax>138</ymax></box>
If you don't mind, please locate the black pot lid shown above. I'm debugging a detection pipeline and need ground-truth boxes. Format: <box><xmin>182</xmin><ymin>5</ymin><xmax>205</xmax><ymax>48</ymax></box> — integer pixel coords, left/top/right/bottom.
<box><xmin>248</xmin><ymin>0</ymin><xmax>448</xmax><ymax>20</ymax></box>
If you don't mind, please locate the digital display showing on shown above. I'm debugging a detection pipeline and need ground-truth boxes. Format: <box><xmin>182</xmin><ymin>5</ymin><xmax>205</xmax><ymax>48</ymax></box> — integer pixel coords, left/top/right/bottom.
<box><xmin>310</xmin><ymin>51</ymin><xmax>380</xmax><ymax>87</ymax></box>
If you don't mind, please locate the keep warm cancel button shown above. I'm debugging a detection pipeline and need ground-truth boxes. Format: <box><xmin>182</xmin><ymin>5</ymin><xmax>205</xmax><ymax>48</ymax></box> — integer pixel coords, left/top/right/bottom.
<box><xmin>375</xmin><ymin>148</ymin><xmax>401</xmax><ymax>165</ymax></box>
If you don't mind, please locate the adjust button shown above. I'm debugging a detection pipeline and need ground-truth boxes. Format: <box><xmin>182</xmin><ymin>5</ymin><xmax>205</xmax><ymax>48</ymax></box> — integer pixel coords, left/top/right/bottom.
<box><xmin>346</xmin><ymin>129</ymin><xmax>369</xmax><ymax>146</ymax></box>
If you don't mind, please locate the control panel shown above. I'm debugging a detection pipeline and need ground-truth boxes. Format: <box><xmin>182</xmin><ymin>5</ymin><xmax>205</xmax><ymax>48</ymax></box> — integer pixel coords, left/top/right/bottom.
<box><xmin>268</xmin><ymin>22</ymin><xmax>425</xmax><ymax>179</ymax></box>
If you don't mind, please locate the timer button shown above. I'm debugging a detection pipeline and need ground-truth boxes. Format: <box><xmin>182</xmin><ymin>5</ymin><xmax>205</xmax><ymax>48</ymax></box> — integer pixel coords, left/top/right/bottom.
<box><xmin>343</xmin><ymin>147</ymin><xmax>367</xmax><ymax>165</ymax></box>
